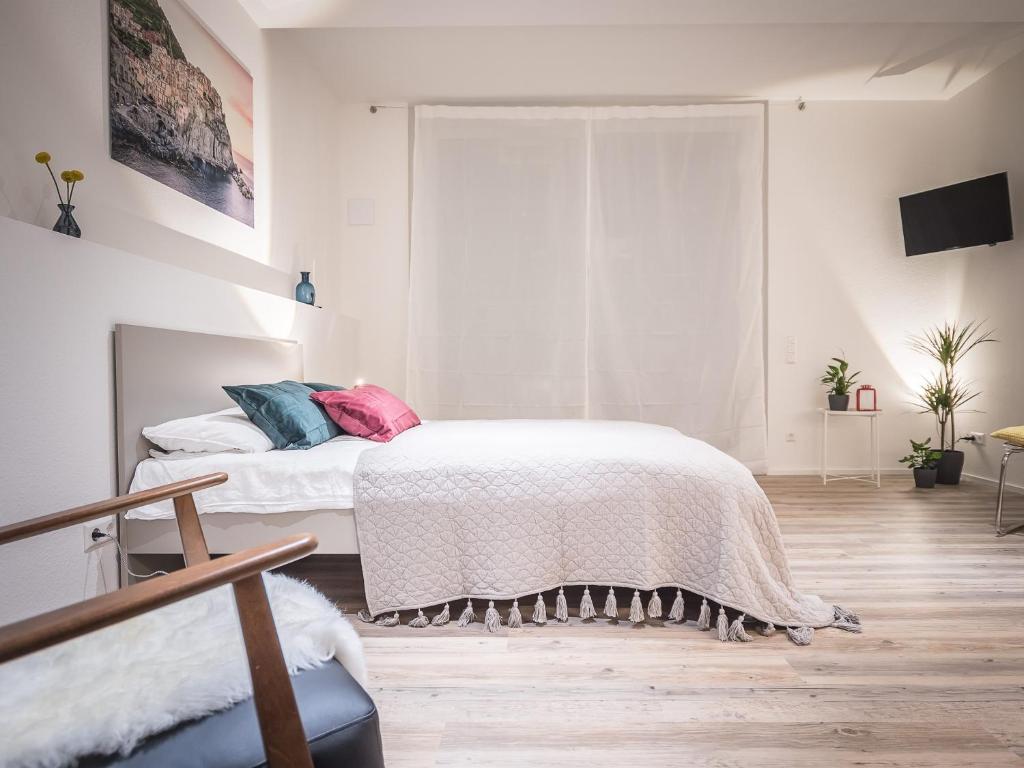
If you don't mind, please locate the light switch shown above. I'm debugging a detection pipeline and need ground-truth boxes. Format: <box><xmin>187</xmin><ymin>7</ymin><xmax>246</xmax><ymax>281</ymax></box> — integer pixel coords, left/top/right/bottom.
<box><xmin>784</xmin><ymin>335</ymin><xmax>797</xmax><ymax>364</ymax></box>
<box><xmin>347</xmin><ymin>198</ymin><xmax>375</xmax><ymax>226</ymax></box>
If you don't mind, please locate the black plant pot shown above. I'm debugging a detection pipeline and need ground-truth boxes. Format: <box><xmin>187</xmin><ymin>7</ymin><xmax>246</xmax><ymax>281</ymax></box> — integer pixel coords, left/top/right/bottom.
<box><xmin>913</xmin><ymin>467</ymin><xmax>938</xmax><ymax>488</ymax></box>
<box><xmin>827</xmin><ymin>394</ymin><xmax>850</xmax><ymax>411</ymax></box>
<box><xmin>936</xmin><ymin>450</ymin><xmax>964</xmax><ymax>485</ymax></box>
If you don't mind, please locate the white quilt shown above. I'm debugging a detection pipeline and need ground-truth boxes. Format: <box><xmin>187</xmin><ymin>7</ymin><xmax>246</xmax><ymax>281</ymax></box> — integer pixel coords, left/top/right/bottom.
<box><xmin>353</xmin><ymin>419</ymin><xmax>840</xmax><ymax>628</ymax></box>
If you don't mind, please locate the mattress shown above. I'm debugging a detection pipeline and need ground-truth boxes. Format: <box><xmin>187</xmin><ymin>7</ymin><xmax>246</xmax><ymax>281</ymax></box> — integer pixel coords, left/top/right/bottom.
<box><xmin>126</xmin><ymin>435</ymin><xmax>378</xmax><ymax>520</ymax></box>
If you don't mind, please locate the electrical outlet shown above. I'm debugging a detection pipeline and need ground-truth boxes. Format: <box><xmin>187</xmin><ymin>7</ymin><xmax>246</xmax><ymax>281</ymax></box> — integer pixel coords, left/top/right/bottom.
<box><xmin>969</xmin><ymin>431</ymin><xmax>986</xmax><ymax>446</ymax></box>
<box><xmin>784</xmin><ymin>336</ymin><xmax>797</xmax><ymax>364</ymax></box>
<box><xmin>785</xmin><ymin>432</ymin><xmax>797</xmax><ymax>442</ymax></box>
<box><xmin>83</xmin><ymin>517</ymin><xmax>116</xmax><ymax>552</ymax></box>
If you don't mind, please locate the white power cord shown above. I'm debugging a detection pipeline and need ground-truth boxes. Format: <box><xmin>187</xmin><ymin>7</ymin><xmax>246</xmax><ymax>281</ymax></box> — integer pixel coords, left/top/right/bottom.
<box><xmin>92</xmin><ymin>530</ymin><xmax>169</xmax><ymax>579</ymax></box>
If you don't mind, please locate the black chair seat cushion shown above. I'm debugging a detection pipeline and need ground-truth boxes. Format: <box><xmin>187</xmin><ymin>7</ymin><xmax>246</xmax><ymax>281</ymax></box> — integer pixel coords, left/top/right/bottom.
<box><xmin>79</xmin><ymin>660</ymin><xmax>383</xmax><ymax>767</ymax></box>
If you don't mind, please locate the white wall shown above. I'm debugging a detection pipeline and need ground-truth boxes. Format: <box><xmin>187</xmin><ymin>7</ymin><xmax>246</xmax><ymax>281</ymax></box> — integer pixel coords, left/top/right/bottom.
<box><xmin>0</xmin><ymin>0</ymin><xmax>285</xmax><ymax>294</ymax></box>
<box><xmin>767</xmin><ymin>100</ymin><xmax>962</xmax><ymax>473</ymax></box>
<box><xmin>334</xmin><ymin>104</ymin><xmax>411</xmax><ymax>394</ymax></box>
<box><xmin>0</xmin><ymin>1</ymin><xmax>350</xmax><ymax>303</ymax></box>
<box><xmin>0</xmin><ymin>216</ymin><xmax>357</xmax><ymax>625</ymax></box>
<box><xmin>324</xmin><ymin>52</ymin><xmax>1024</xmax><ymax>482</ymax></box>
<box><xmin>256</xmin><ymin>30</ymin><xmax>412</xmax><ymax>382</ymax></box>
<box><xmin>768</xmin><ymin>53</ymin><xmax>1024</xmax><ymax>479</ymax></box>
<box><xmin>263</xmin><ymin>33</ymin><xmax>348</xmax><ymax>310</ymax></box>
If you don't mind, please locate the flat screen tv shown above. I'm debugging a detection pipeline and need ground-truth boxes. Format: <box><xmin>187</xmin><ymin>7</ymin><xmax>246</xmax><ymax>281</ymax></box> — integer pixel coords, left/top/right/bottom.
<box><xmin>899</xmin><ymin>172</ymin><xmax>1013</xmax><ymax>257</ymax></box>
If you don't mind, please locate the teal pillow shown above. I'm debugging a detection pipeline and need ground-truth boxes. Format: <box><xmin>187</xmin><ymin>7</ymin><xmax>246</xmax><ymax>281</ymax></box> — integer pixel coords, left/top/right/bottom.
<box><xmin>223</xmin><ymin>380</ymin><xmax>341</xmax><ymax>450</ymax></box>
<box><xmin>304</xmin><ymin>382</ymin><xmax>346</xmax><ymax>393</ymax></box>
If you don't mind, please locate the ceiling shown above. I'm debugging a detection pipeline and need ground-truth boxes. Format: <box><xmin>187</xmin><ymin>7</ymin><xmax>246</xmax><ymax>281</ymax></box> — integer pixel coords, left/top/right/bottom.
<box><xmin>241</xmin><ymin>1</ymin><xmax>1024</xmax><ymax>28</ymax></box>
<box><xmin>248</xmin><ymin>1</ymin><xmax>1024</xmax><ymax>102</ymax></box>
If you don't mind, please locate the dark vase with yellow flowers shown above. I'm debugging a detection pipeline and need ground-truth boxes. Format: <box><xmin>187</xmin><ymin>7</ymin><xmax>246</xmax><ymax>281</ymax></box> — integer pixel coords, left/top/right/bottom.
<box><xmin>35</xmin><ymin>152</ymin><xmax>84</xmax><ymax>238</ymax></box>
<box><xmin>54</xmin><ymin>204</ymin><xmax>81</xmax><ymax>238</ymax></box>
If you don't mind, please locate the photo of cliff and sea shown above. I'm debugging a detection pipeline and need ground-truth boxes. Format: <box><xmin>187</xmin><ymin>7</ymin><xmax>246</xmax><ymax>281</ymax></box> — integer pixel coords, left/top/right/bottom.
<box><xmin>109</xmin><ymin>0</ymin><xmax>254</xmax><ymax>227</ymax></box>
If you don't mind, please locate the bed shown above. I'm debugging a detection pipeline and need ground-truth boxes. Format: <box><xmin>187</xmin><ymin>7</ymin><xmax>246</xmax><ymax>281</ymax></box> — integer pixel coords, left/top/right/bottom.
<box><xmin>118</xmin><ymin>324</ymin><xmax>859</xmax><ymax>642</ymax></box>
<box><xmin>116</xmin><ymin>324</ymin><xmax>365</xmax><ymax>558</ymax></box>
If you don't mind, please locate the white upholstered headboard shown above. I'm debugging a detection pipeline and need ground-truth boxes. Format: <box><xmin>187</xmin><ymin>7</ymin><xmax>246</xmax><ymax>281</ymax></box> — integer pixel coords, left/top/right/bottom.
<box><xmin>113</xmin><ymin>324</ymin><xmax>303</xmax><ymax>494</ymax></box>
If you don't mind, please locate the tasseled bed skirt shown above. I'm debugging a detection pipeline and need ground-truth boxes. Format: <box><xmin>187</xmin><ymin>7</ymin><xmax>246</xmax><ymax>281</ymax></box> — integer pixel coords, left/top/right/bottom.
<box><xmin>355</xmin><ymin>585</ymin><xmax>861</xmax><ymax>646</ymax></box>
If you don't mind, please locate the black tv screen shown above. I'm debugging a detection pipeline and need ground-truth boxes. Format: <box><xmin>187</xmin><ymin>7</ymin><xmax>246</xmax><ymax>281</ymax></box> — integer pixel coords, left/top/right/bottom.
<box><xmin>899</xmin><ymin>172</ymin><xmax>1013</xmax><ymax>257</ymax></box>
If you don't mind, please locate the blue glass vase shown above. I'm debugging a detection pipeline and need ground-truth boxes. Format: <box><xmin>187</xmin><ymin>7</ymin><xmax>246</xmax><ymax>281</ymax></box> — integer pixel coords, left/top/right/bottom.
<box><xmin>295</xmin><ymin>271</ymin><xmax>315</xmax><ymax>305</ymax></box>
<box><xmin>53</xmin><ymin>203</ymin><xmax>81</xmax><ymax>238</ymax></box>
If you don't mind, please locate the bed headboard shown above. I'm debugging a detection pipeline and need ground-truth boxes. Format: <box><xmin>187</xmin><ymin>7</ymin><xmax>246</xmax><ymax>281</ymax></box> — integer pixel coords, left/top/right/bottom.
<box><xmin>114</xmin><ymin>324</ymin><xmax>303</xmax><ymax>493</ymax></box>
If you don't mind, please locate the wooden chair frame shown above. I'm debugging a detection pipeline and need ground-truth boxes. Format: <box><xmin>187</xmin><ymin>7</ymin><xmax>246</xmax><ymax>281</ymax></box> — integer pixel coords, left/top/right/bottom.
<box><xmin>0</xmin><ymin>474</ymin><xmax>316</xmax><ymax>768</ymax></box>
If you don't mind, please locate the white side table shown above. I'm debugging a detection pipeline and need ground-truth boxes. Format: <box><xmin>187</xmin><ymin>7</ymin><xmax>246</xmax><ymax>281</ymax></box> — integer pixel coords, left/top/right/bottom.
<box><xmin>818</xmin><ymin>408</ymin><xmax>882</xmax><ymax>487</ymax></box>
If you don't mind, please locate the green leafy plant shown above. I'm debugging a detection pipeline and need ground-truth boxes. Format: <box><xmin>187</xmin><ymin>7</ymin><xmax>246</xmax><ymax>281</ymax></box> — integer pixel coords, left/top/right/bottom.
<box><xmin>898</xmin><ymin>438</ymin><xmax>943</xmax><ymax>470</ymax></box>
<box><xmin>909</xmin><ymin>321</ymin><xmax>996</xmax><ymax>450</ymax></box>
<box><xmin>820</xmin><ymin>357</ymin><xmax>860</xmax><ymax>396</ymax></box>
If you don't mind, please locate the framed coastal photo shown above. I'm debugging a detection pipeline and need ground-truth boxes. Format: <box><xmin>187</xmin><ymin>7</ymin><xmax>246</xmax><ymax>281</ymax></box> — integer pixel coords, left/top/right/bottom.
<box><xmin>109</xmin><ymin>0</ymin><xmax>254</xmax><ymax>227</ymax></box>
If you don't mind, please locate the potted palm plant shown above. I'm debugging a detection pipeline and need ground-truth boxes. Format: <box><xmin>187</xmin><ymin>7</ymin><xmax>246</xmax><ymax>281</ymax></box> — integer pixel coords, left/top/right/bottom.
<box><xmin>898</xmin><ymin>438</ymin><xmax>943</xmax><ymax>488</ymax></box>
<box><xmin>910</xmin><ymin>321</ymin><xmax>996</xmax><ymax>485</ymax></box>
<box><xmin>820</xmin><ymin>357</ymin><xmax>860</xmax><ymax>411</ymax></box>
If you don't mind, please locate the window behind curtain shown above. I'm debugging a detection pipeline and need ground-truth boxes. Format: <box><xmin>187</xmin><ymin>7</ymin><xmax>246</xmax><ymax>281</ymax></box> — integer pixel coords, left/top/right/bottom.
<box><xmin>408</xmin><ymin>105</ymin><xmax>766</xmax><ymax>470</ymax></box>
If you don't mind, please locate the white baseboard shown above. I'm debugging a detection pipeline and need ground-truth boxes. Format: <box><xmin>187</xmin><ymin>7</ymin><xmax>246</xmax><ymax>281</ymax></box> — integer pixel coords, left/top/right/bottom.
<box><xmin>962</xmin><ymin>472</ymin><xmax>1024</xmax><ymax>495</ymax></box>
<box><xmin>765</xmin><ymin>467</ymin><xmax>908</xmax><ymax>476</ymax></box>
<box><xmin>764</xmin><ymin>469</ymin><xmax>1024</xmax><ymax>495</ymax></box>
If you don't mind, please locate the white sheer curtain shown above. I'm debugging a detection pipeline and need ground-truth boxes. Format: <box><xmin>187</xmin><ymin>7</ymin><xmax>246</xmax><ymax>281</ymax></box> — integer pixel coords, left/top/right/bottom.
<box><xmin>408</xmin><ymin>108</ymin><xmax>589</xmax><ymax>418</ymax></box>
<box><xmin>408</xmin><ymin>104</ymin><xmax>767</xmax><ymax>469</ymax></box>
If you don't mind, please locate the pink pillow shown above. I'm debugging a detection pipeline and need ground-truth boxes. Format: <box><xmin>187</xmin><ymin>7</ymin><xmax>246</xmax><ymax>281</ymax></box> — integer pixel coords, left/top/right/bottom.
<box><xmin>311</xmin><ymin>385</ymin><xmax>420</xmax><ymax>442</ymax></box>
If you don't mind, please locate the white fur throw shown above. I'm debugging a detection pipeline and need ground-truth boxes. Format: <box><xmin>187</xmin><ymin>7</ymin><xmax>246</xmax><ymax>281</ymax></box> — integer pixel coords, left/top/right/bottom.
<box><xmin>0</xmin><ymin>574</ymin><xmax>365</xmax><ymax>768</ymax></box>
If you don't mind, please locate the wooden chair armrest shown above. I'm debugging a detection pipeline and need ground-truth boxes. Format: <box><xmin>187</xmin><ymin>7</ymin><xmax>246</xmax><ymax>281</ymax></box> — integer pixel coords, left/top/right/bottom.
<box><xmin>0</xmin><ymin>473</ymin><xmax>228</xmax><ymax>546</ymax></box>
<box><xmin>0</xmin><ymin>532</ymin><xmax>316</xmax><ymax>665</ymax></box>
<box><xmin>0</xmin><ymin>478</ymin><xmax>318</xmax><ymax>767</ymax></box>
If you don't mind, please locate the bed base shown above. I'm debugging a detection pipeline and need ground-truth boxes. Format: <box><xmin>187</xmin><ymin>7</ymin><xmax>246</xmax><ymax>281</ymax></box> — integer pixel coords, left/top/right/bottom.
<box><xmin>125</xmin><ymin>510</ymin><xmax>359</xmax><ymax>555</ymax></box>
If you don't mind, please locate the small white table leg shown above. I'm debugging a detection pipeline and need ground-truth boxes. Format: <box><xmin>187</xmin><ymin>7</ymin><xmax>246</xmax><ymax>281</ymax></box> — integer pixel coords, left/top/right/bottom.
<box><xmin>821</xmin><ymin>411</ymin><xmax>829</xmax><ymax>485</ymax></box>
<box><xmin>872</xmin><ymin>414</ymin><xmax>880</xmax><ymax>488</ymax></box>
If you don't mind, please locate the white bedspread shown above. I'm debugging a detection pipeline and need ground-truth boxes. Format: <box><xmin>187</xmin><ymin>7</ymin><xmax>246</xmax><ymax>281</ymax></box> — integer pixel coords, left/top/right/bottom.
<box><xmin>127</xmin><ymin>435</ymin><xmax>376</xmax><ymax>519</ymax></box>
<box><xmin>353</xmin><ymin>419</ymin><xmax>839</xmax><ymax>628</ymax></box>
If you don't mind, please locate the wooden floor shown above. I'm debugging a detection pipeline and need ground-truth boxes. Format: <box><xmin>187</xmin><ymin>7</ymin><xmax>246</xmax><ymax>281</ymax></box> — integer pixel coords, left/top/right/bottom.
<box><xmin>287</xmin><ymin>476</ymin><xmax>1024</xmax><ymax>767</ymax></box>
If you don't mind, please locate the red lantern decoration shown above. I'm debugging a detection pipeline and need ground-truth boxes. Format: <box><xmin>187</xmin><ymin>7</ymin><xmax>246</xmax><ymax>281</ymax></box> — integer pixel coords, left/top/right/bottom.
<box><xmin>855</xmin><ymin>384</ymin><xmax>878</xmax><ymax>411</ymax></box>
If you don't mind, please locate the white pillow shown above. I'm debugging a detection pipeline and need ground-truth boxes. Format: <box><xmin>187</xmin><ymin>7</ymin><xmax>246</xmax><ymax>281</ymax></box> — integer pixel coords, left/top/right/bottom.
<box><xmin>142</xmin><ymin>407</ymin><xmax>274</xmax><ymax>454</ymax></box>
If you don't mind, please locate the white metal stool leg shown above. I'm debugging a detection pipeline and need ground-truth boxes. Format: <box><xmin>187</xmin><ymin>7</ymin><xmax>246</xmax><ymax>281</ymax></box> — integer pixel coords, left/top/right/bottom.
<box><xmin>995</xmin><ymin>444</ymin><xmax>1024</xmax><ymax>537</ymax></box>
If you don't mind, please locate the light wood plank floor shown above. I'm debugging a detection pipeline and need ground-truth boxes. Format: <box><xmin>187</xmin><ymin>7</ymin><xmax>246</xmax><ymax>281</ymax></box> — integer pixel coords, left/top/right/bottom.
<box><xmin>315</xmin><ymin>477</ymin><xmax>1024</xmax><ymax>767</ymax></box>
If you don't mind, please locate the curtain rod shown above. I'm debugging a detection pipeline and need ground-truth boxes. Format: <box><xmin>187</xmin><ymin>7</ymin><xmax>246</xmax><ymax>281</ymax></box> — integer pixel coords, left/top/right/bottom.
<box><xmin>369</xmin><ymin>100</ymin><xmax>775</xmax><ymax>114</ymax></box>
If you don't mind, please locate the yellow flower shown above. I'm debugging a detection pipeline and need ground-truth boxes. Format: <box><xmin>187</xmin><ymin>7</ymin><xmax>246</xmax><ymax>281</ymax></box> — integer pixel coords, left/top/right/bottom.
<box><xmin>35</xmin><ymin>151</ymin><xmax>51</xmax><ymax>164</ymax></box>
<box><xmin>60</xmin><ymin>170</ymin><xmax>75</xmax><ymax>183</ymax></box>
<box><xmin>71</xmin><ymin>170</ymin><xmax>85</xmax><ymax>182</ymax></box>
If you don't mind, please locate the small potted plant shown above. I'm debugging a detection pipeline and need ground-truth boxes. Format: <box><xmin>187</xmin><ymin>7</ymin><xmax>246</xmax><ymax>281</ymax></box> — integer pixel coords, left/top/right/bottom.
<box><xmin>820</xmin><ymin>357</ymin><xmax>860</xmax><ymax>411</ymax></box>
<box><xmin>899</xmin><ymin>438</ymin><xmax>943</xmax><ymax>488</ymax></box>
